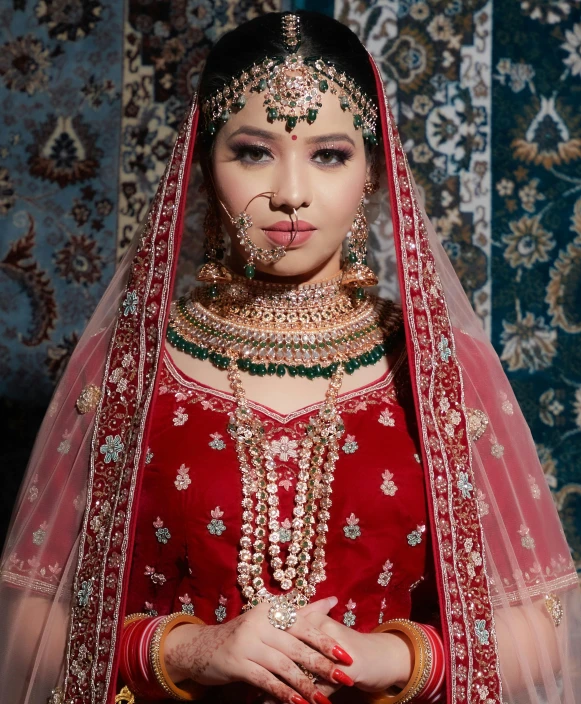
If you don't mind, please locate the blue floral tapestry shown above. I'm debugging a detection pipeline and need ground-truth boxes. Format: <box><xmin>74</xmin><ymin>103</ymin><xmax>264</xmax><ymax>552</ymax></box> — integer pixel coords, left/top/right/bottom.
<box><xmin>0</xmin><ymin>0</ymin><xmax>580</xmax><ymax>569</ymax></box>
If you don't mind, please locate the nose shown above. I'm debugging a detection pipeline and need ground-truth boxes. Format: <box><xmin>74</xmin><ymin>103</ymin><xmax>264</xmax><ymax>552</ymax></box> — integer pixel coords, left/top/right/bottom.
<box><xmin>269</xmin><ymin>153</ymin><xmax>312</xmax><ymax>213</ymax></box>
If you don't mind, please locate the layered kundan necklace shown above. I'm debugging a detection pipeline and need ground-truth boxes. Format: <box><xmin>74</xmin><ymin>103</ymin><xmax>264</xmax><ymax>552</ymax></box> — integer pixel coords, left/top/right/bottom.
<box><xmin>167</xmin><ymin>274</ymin><xmax>403</xmax><ymax>617</ymax></box>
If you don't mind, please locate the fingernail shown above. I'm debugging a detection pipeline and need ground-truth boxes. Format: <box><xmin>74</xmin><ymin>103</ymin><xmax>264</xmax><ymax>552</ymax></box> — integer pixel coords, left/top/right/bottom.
<box><xmin>290</xmin><ymin>695</ymin><xmax>309</xmax><ymax>704</ymax></box>
<box><xmin>332</xmin><ymin>669</ymin><xmax>354</xmax><ymax>687</ymax></box>
<box><xmin>313</xmin><ymin>693</ymin><xmax>333</xmax><ymax>704</ymax></box>
<box><xmin>328</xmin><ymin>596</ymin><xmax>338</xmax><ymax>608</ymax></box>
<box><xmin>332</xmin><ymin>645</ymin><xmax>353</xmax><ymax>666</ymax></box>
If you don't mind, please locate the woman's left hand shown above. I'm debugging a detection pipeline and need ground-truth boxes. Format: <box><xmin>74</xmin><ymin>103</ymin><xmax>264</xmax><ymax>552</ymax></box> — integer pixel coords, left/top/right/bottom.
<box><xmin>262</xmin><ymin>612</ymin><xmax>413</xmax><ymax>702</ymax></box>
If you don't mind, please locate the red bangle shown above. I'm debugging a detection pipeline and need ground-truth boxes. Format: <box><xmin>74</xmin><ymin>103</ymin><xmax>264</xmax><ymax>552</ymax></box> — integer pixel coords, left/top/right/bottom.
<box><xmin>415</xmin><ymin>624</ymin><xmax>445</xmax><ymax>703</ymax></box>
<box><xmin>119</xmin><ymin>615</ymin><xmax>169</xmax><ymax>699</ymax></box>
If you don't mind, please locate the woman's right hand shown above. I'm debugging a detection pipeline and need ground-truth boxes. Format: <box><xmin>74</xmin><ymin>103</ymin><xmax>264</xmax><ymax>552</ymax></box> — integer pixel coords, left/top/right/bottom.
<box><xmin>163</xmin><ymin>595</ymin><xmax>355</xmax><ymax>704</ymax></box>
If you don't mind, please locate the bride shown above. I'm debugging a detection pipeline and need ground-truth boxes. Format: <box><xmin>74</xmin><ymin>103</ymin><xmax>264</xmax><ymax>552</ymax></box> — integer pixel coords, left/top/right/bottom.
<box><xmin>1</xmin><ymin>11</ymin><xmax>579</xmax><ymax>704</ymax></box>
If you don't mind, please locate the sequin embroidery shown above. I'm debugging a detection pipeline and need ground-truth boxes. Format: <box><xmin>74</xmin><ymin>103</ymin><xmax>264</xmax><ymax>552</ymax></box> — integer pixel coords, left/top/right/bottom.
<box><xmin>342</xmin><ymin>434</ymin><xmax>358</xmax><ymax>454</ymax></box>
<box><xmin>145</xmin><ymin>566</ymin><xmax>166</xmax><ymax>585</ymax></box>
<box><xmin>173</xmin><ymin>407</ymin><xmax>188</xmax><ymax>426</ymax></box>
<box><xmin>377</xmin><ymin>559</ymin><xmax>393</xmax><ymax>587</ymax></box>
<box><xmin>343</xmin><ymin>599</ymin><xmax>356</xmax><ymax>627</ymax></box>
<box><xmin>207</xmin><ymin>506</ymin><xmax>226</xmax><ymax>536</ymax></box>
<box><xmin>380</xmin><ymin>469</ymin><xmax>398</xmax><ymax>496</ymax></box>
<box><xmin>407</xmin><ymin>524</ymin><xmax>426</xmax><ymax>546</ymax></box>
<box><xmin>343</xmin><ymin>513</ymin><xmax>361</xmax><ymax>540</ymax></box>
<box><xmin>209</xmin><ymin>432</ymin><xmax>226</xmax><ymax>450</ymax></box>
<box><xmin>518</xmin><ymin>524</ymin><xmax>535</xmax><ymax>550</ymax></box>
<box><xmin>270</xmin><ymin>435</ymin><xmax>299</xmax><ymax>461</ymax></box>
<box><xmin>215</xmin><ymin>595</ymin><xmax>228</xmax><ymax>623</ymax></box>
<box><xmin>179</xmin><ymin>593</ymin><xmax>195</xmax><ymax>614</ymax></box>
<box><xmin>174</xmin><ymin>464</ymin><xmax>191</xmax><ymax>491</ymax></box>
<box><xmin>153</xmin><ymin>517</ymin><xmax>171</xmax><ymax>544</ymax></box>
<box><xmin>378</xmin><ymin>408</ymin><xmax>395</xmax><ymax>426</ymax></box>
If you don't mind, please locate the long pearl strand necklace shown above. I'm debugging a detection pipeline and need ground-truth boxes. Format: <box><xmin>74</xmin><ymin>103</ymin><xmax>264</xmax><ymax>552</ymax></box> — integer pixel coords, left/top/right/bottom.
<box><xmin>227</xmin><ymin>363</ymin><xmax>345</xmax><ymax>611</ymax></box>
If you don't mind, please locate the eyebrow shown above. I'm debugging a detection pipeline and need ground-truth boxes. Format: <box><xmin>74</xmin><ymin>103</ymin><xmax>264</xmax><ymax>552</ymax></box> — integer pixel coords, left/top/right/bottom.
<box><xmin>227</xmin><ymin>126</ymin><xmax>356</xmax><ymax>147</ymax></box>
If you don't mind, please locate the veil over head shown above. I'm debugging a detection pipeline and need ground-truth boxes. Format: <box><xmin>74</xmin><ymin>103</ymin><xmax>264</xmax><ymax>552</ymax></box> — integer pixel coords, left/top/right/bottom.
<box><xmin>0</xmin><ymin>12</ymin><xmax>579</xmax><ymax>704</ymax></box>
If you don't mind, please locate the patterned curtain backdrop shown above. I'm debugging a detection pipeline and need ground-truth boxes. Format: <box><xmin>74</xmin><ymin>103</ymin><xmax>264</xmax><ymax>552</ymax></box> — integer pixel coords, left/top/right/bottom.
<box><xmin>0</xmin><ymin>1</ymin><xmax>579</xmax><ymax>570</ymax></box>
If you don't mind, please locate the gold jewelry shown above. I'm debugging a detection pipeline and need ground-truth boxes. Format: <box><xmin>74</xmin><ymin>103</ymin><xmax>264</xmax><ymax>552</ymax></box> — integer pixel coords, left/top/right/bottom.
<box><xmin>150</xmin><ymin>613</ymin><xmax>207</xmax><ymax>701</ymax></box>
<box><xmin>367</xmin><ymin>619</ymin><xmax>432</xmax><ymax>703</ymax></box>
<box><xmin>196</xmin><ymin>191</ymin><xmax>232</xmax><ymax>294</ymax></box>
<box><xmin>341</xmin><ymin>185</ymin><xmax>379</xmax><ymax>295</ymax></box>
<box><xmin>167</xmin><ymin>274</ymin><xmax>403</xmax><ymax>378</ymax></box>
<box><xmin>268</xmin><ymin>595</ymin><xmax>297</xmax><ymax>630</ymax></box>
<box><xmin>201</xmin><ymin>14</ymin><xmax>378</xmax><ymax>143</ymax></box>
<box><xmin>298</xmin><ymin>664</ymin><xmax>318</xmax><ymax>685</ymax></box>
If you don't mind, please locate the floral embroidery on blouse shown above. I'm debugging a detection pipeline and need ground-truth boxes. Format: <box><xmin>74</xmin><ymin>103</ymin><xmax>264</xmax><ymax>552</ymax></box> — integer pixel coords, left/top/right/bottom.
<box><xmin>122</xmin><ymin>352</ymin><xmax>134</xmax><ymax>368</ymax></box>
<box><xmin>173</xmin><ymin>407</ymin><xmax>189</xmax><ymax>426</ymax></box>
<box><xmin>174</xmin><ymin>464</ymin><xmax>191</xmax><ymax>491</ymax></box>
<box><xmin>32</xmin><ymin>522</ymin><xmax>48</xmax><ymax>546</ymax></box>
<box><xmin>144</xmin><ymin>601</ymin><xmax>158</xmax><ymax>616</ymax></box>
<box><xmin>343</xmin><ymin>513</ymin><xmax>361</xmax><ymax>540</ymax></box>
<box><xmin>207</xmin><ymin>506</ymin><xmax>226</xmax><ymax>536</ymax></box>
<box><xmin>528</xmin><ymin>474</ymin><xmax>541</xmax><ymax>499</ymax></box>
<box><xmin>279</xmin><ymin>518</ymin><xmax>292</xmax><ymax>543</ymax></box>
<box><xmin>270</xmin><ymin>435</ymin><xmax>299</xmax><ymax>461</ymax></box>
<box><xmin>343</xmin><ymin>599</ymin><xmax>356</xmax><ymax>627</ymax></box>
<box><xmin>377</xmin><ymin>559</ymin><xmax>393</xmax><ymax>587</ymax></box>
<box><xmin>378</xmin><ymin>597</ymin><xmax>387</xmax><ymax>625</ymax></box>
<box><xmin>179</xmin><ymin>593</ymin><xmax>195</xmax><ymax>615</ymax></box>
<box><xmin>145</xmin><ymin>566</ymin><xmax>166</xmax><ymax>585</ymax></box>
<box><xmin>153</xmin><ymin>517</ymin><xmax>171</xmax><ymax>544</ymax></box>
<box><xmin>342</xmin><ymin>434</ymin><xmax>358</xmax><ymax>454</ymax></box>
<box><xmin>380</xmin><ymin>469</ymin><xmax>398</xmax><ymax>496</ymax></box>
<box><xmin>209</xmin><ymin>432</ymin><xmax>226</xmax><ymax>450</ymax></box>
<box><xmin>145</xmin><ymin>448</ymin><xmax>154</xmax><ymax>464</ymax></box>
<box><xmin>215</xmin><ymin>595</ymin><xmax>228</xmax><ymax>623</ymax></box>
<box><xmin>407</xmin><ymin>524</ymin><xmax>426</xmax><ymax>546</ymax></box>
<box><xmin>518</xmin><ymin>524</ymin><xmax>535</xmax><ymax>550</ymax></box>
<box><xmin>378</xmin><ymin>408</ymin><xmax>395</xmax><ymax>427</ymax></box>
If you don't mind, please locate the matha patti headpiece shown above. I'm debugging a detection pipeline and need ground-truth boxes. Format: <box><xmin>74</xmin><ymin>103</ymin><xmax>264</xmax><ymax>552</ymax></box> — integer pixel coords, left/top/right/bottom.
<box><xmin>201</xmin><ymin>14</ymin><xmax>378</xmax><ymax>144</ymax></box>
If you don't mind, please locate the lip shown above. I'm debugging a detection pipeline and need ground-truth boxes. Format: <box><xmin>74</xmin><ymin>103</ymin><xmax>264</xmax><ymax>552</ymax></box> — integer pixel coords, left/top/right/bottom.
<box><xmin>263</xmin><ymin>220</ymin><xmax>316</xmax><ymax>232</ymax></box>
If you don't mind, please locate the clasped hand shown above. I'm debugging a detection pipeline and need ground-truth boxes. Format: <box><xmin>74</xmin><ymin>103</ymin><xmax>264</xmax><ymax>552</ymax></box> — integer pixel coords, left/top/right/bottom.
<box><xmin>164</xmin><ymin>596</ymin><xmax>411</xmax><ymax>704</ymax></box>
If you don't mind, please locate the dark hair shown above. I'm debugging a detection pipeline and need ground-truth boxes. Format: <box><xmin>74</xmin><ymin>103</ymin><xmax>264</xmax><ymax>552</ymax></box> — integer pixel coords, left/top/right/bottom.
<box><xmin>196</xmin><ymin>11</ymin><xmax>379</xmax><ymax>153</ymax></box>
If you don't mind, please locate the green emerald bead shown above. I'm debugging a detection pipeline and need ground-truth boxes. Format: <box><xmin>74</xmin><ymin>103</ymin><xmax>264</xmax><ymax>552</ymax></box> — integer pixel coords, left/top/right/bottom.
<box><xmin>267</xmin><ymin>363</ymin><xmax>277</xmax><ymax>376</ymax></box>
<box><xmin>340</xmin><ymin>96</ymin><xmax>349</xmax><ymax>110</ymax></box>
<box><xmin>288</xmin><ymin>366</ymin><xmax>297</xmax><ymax>377</ymax></box>
<box><xmin>319</xmin><ymin>79</ymin><xmax>329</xmax><ymax>92</ymax></box>
<box><xmin>244</xmin><ymin>263</ymin><xmax>256</xmax><ymax>279</ymax></box>
<box><xmin>235</xmin><ymin>94</ymin><xmax>246</xmax><ymax>109</ymax></box>
<box><xmin>353</xmin><ymin>114</ymin><xmax>363</xmax><ymax>128</ymax></box>
<box><xmin>306</xmin><ymin>368</ymin><xmax>315</xmax><ymax>380</ymax></box>
<box><xmin>313</xmin><ymin>364</ymin><xmax>322</xmax><ymax>377</ymax></box>
<box><xmin>267</xmin><ymin>107</ymin><xmax>278</xmax><ymax>121</ymax></box>
<box><xmin>355</xmin><ymin>287</ymin><xmax>365</xmax><ymax>300</ymax></box>
<box><xmin>289</xmin><ymin>100</ymin><xmax>297</xmax><ymax>108</ymax></box>
<box><xmin>220</xmin><ymin>109</ymin><xmax>230</xmax><ymax>122</ymax></box>
<box><xmin>257</xmin><ymin>364</ymin><xmax>267</xmax><ymax>376</ymax></box>
<box><xmin>198</xmin><ymin>348</ymin><xmax>209</xmax><ymax>360</ymax></box>
<box><xmin>297</xmin><ymin>365</ymin><xmax>306</xmax><ymax>377</ymax></box>
<box><xmin>307</xmin><ymin>108</ymin><xmax>318</xmax><ymax>123</ymax></box>
<box><xmin>207</xmin><ymin>122</ymin><xmax>217</xmax><ymax>136</ymax></box>
<box><xmin>369</xmin><ymin>134</ymin><xmax>378</xmax><ymax>146</ymax></box>
<box><xmin>239</xmin><ymin>358</ymin><xmax>250</xmax><ymax>371</ymax></box>
<box><xmin>348</xmin><ymin>251</ymin><xmax>357</xmax><ymax>264</ymax></box>
<box><xmin>208</xmin><ymin>284</ymin><xmax>219</xmax><ymax>299</ymax></box>
<box><xmin>286</xmin><ymin>116</ymin><xmax>297</xmax><ymax>130</ymax></box>
<box><xmin>258</xmin><ymin>78</ymin><xmax>267</xmax><ymax>91</ymax></box>
<box><xmin>344</xmin><ymin>361</ymin><xmax>354</xmax><ymax>374</ymax></box>
<box><xmin>249</xmin><ymin>363</ymin><xmax>258</xmax><ymax>375</ymax></box>
<box><xmin>352</xmin><ymin>358</ymin><xmax>361</xmax><ymax>369</ymax></box>
<box><xmin>274</xmin><ymin>93</ymin><xmax>281</xmax><ymax>101</ymax></box>
<box><xmin>276</xmin><ymin>365</ymin><xmax>286</xmax><ymax>377</ymax></box>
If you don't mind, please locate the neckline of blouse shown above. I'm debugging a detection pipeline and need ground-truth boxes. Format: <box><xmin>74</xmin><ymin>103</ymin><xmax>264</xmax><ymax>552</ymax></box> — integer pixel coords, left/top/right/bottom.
<box><xmin>162</xmin><ymin>343</ymin><xmax>408</xmax><ymax>425</ymax></box>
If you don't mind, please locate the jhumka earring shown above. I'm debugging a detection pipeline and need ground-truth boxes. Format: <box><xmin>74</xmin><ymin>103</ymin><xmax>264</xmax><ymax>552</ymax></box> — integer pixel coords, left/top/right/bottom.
<box><xmin>196</xmin><ymin>191</ymin><xmax>232</xmax><ymax>298</ymax></box>
<box><xmin>341</xmin><ymin>180</ymin><xmax>379</xmax><ymax>300</ymax></box>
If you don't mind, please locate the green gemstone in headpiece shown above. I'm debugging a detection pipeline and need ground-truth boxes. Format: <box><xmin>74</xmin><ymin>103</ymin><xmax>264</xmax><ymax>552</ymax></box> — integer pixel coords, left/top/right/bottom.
<box><xmin>307</xmin><ymin>108</ymin><xmax>318</xmax><ymax>123</ymax></box>
<box><xmin>340</xmin><ymin>96</ymin><xmax>349</xmax><ymax>110</ymax></box>
<box><xmin>353</xmin><ymin>114</ymin><xmax>363</xmax><ymax>128</ymax></box>
<box><xmin>319</xmin><ymin>79</ymin><xmax>329</xmax><ymax>92</ymax></box>
<box><xmin>234</xmin><ymin>94</ymin><xmax>246</xmax><ymax>109</ymax></box>
<box><xmin>286</xmin><ymin>116</ymin><xmax>298</xmax><ymax>130</ymax></box>
<box><xmin>207</xmin><ymin>122</ymin><xmax>217</xmax><ymax>136</ymax></box>
<box><xmin>257</xmin><ymin>78</ymin><xmax>267</xmax><ymax>92</ymax></box>
<box><xmin>267</xmin><ymin>107</ymin><xmax>278</xmax><ymax>121</ymax></box>
<box><xmin>220</xmin><ymin>109</ymin><xmax>230</xmax><ymax>122</ymax></box>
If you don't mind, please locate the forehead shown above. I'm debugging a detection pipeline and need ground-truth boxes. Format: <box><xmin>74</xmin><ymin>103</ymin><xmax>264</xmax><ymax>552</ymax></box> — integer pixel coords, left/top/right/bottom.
<box><xmin>217</xmin><ymin>89</ymin><xmax>365</xmax><ymax>144</ymax></box>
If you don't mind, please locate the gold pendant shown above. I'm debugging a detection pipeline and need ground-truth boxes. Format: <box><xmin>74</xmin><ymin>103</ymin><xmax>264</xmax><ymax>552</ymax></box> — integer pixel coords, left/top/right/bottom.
<box><xmin>341</xmin><ymin>262</ymin><xmax>378</xmax><ymax>288</ymax></box>
<box><xmin>196</xmin><ymin>261</ymin><xmax>232</xmax><ymax>284</ymax></box>
<box><xmin>115</xmin><ymin>686</ymin><xmax>135</xmax><ymax>704</ymax></box>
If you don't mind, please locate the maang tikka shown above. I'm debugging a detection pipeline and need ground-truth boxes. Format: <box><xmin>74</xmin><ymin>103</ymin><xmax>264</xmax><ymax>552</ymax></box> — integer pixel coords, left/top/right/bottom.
<box><xmin>341</xmin><ymin>180</ymin><xmax>379</xmax><ymax>299</ymax></box>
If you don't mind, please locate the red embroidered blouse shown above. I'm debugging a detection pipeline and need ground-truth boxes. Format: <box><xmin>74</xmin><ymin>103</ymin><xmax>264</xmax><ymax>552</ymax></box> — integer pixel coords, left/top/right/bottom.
<box><xmin>124</xmin><ymin>345</ymin><xmax>439</xmax><ymax>700</ymax></box>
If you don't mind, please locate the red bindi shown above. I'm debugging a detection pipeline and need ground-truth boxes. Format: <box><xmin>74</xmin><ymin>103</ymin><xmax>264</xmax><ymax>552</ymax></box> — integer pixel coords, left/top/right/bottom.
<box><xmin>291</xmin><ymin>134</ymin><xmax>297</xmax><ymax>140</ymax></box>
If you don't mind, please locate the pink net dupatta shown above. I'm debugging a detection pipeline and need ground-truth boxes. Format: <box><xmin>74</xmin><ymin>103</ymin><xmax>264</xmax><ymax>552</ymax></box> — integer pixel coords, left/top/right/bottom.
<box><xmin>0</xmin><ymin>53</ymin><xmax>579</xmax><ymax>704</ymax></box>
<box><xmin>368</xmin><ymin>55</ymin><xmax>581</xmax><ymax>703</ymax></box>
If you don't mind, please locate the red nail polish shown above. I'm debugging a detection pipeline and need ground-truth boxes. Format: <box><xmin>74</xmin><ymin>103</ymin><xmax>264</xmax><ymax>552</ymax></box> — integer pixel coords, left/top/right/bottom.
<box><xmin>290</xmin><ymin>695</ymin><xmax>309</xmax><ymax>704</ymax></box>
<box><xmin>332</xmin><ymin>669</ymin><xmax>354</xmax><ymax>687</ymax></box>
<box><xmin>332</xmin><ymin>645</ymin><xmax>353</xmax><ymax>666</ymax></box>
<box><xmin>313</xmin><ymin>692</ymin><xmax>333</xmax><ymax>704</ymax></box>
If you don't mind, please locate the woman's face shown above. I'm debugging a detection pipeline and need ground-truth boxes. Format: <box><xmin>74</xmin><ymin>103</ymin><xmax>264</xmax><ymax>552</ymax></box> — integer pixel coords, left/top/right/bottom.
<box><xmin>210</xmin><ymin>87</ymin><xmax>370</xmax><ymax>282</ymax></box>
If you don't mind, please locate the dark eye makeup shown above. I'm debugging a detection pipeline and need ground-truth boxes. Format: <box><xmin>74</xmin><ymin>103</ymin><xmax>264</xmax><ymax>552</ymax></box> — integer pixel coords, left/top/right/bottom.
<box><xmin>228</xmin><ymin>141</ymin><xmax>354</xmax><ymax>168</ymax></box>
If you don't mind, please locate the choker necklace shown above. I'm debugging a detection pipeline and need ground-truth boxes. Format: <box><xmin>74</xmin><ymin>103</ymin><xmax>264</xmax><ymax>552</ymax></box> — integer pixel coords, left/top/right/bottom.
<box><xmin>167</xmin><ymin>273</ymin><xmax>403</xmax><ymax>379</ymax></box>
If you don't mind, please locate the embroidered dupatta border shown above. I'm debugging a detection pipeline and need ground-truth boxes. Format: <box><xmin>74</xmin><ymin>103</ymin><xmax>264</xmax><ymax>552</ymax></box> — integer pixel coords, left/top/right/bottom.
<box><xmin>370</xmin><ymin>57</ymin><xmax>503</xmax><ymax>703</ymax></box>
<box><xmin>62</xmin><ymin>100</ymin><xmax>199</xmax><ymax>702</ymax></box>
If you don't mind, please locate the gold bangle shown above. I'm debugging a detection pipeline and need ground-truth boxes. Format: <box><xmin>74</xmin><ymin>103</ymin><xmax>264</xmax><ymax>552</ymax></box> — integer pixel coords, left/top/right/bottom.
<box><xmin>149</xmin><ymin>612</ymin><xmax>207</xmax><ymax>701</ymax></box>
<box><xmin>366</xmin><ymin>619</ymin><xmax>432</xmax><ymax>704</ymax></box>
<box><xmin>123</xmin><ymin>612</ymin><xmax>150</xmax><ymax>627</ymax></box>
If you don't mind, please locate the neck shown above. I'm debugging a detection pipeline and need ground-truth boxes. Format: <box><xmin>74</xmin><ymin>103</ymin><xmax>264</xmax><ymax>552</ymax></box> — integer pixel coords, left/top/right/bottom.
<box><xmin>228</xmin><ymin>248</ymin><xmax>343</xmax><ymax>286</ymax></box>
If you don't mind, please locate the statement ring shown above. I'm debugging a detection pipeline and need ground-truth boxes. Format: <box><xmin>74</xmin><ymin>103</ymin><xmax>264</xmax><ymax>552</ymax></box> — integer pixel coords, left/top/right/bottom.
<box><xmin>268</xmin><ymin>595</ymin><xmax>297</xmax><ymax>630</ymax></box>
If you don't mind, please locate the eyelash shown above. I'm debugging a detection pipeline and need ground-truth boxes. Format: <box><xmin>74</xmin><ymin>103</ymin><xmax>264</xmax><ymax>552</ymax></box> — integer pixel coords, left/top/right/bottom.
<box><xmin>230</xmin><ymin>143</ymin><xmax>354</xmax><ymax>168</ymax></box>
